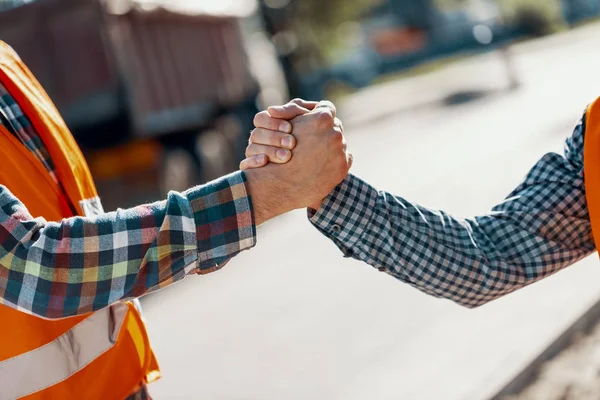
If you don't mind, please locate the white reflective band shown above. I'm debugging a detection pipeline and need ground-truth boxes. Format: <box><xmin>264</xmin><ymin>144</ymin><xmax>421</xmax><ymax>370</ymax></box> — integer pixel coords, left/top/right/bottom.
<box><xmin>80</xmin><ymin>196</ymin><xmax>104</xmax><ymax>218</ymax></box>
<box><xmin>0</xmin><ymin>303</ymin><xmax>127</xmax><ymax>400</ymax></box>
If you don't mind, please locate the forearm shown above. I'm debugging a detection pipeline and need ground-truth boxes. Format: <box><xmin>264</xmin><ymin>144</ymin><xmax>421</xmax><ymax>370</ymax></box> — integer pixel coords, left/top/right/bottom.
<box><xmin>311</xmin><ymin>171</ymin><xmax>595</xmax><ymax>308</ymax></box>
<box><xmin>0</xmin><ymin>172</ymin><xmax>255</xmax><ymax>318</ymax></box>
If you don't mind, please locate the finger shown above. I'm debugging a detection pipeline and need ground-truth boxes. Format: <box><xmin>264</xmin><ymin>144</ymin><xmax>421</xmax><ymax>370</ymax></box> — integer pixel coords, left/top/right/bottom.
<box><xmin>268</xmin><ymin>103</ymin><xmax>310</xmax><ymax>121</ymax></box>
<box><xmin>289</xmin><ymin>98</ymin><xmax>318</xmax><ymax>111</ymax></box>
<box><xmin>250</xmin><ymin>128</ymin><xmax>296</xmax><ymax>150</ymax></box>
<box><xmin>254</xmin><ymin>110</ymin><xmax>293</xmax><ymax>133</ymax></box>
<box><xmin>239</xmin><ymin>154</ymin><xmax>268</xmax><ymax>171</ymax></box>
<box><xmin>313</xmin><ymin>100</ymin><xmax>336</xmax><ymax>118</ymax></box>
<box><xmin>246</xmin><ymin>143</ymin><xmax>292</xmax><ymax>164</ymax></box>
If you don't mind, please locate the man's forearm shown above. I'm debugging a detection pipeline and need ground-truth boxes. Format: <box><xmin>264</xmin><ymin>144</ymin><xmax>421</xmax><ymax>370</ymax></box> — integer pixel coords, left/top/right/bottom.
<box><xmin>0</xmin><ymin>172</ymin><xmax>255</xmax><ymax>318</ymax></box>
<box><xmin>310</xmin><ymin>170</ymin><xmax>594</xmax><ymax>308</ymax></box>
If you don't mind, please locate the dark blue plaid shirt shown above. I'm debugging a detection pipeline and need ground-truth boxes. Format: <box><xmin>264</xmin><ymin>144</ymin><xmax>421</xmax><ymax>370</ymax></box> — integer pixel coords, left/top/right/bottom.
<box><xmin>311</xmin><ymin>110</ymin><xmax>595</xmax><ymax>308</ymax></box>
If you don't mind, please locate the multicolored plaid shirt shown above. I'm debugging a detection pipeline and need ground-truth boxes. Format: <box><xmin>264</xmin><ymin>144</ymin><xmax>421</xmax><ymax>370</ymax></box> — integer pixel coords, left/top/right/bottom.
<box><xmin>310</xmin><ymin>110</ymin><xmax>595</xmax><ymax>308</ymax></box>
<box><xmin>0</xmin><ymin>82</ymin><xmax>257</xmax><ymax>319</ymax></box>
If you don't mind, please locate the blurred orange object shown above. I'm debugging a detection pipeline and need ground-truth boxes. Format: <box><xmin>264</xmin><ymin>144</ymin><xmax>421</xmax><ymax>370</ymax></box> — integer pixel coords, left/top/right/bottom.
<box><xmin>370</xmin><ymin>26</ymin><xmax>427</xmax><ymax>56</ymax></box>
<box><xmin>87</xmin><ymin>139</ymin><xmax>163</xmax><ymax>180</ymax></box>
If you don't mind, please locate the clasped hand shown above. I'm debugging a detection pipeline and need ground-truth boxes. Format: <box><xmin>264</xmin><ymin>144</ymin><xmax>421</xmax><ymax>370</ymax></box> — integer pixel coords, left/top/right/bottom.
<box><xmin>240</xmin><ymin>99</ymin><xmax>352</xmax><ymax>211</ymax></box>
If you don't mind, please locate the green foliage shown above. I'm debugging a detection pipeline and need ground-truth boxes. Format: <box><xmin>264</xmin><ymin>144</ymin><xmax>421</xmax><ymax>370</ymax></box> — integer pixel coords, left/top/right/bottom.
<box><xmin>293</xmin><ymin>0</ymin><xmax>380</xmax><ymax>27</ymax></box>
<box><xmin>498</xmin><ymin>0</ymin><xmax>564</xmax><ymax>33</ymax></box>
<box><xmin>434</xmin><ymin>0</ymin><xmax>469</xmax><ymax>11</ymax></box>
<box><xmin>288</xmin><ymin>0</ymin><xmax>380</xmax><ymax>65</ymax></box>
<box><xmin>498</xmin><ymin>0</ymin><xmax>562</xmax><ymax>19</ymax></box>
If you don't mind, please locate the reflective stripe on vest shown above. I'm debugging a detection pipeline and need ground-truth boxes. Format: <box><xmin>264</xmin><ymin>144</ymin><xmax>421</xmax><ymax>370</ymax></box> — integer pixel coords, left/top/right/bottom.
<box><xmin>79</xmin><ymin>196</ymin><xmax>105</xmax><ymax>218</ymax></box>
<box><xmin>0</xmin><ymin>303</ymin><xmax>128</xmax><ymax>400</ymax></box>
<box><xmin>0</xmin><ymin>200</ymin><xmax>129</xmax><ymax>400</ymax></box>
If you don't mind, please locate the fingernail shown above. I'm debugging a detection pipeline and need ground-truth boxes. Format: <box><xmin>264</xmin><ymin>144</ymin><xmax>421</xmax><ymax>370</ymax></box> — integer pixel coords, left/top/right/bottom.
<box><xmin>281</xmin><ymin>135</ymin><xmax>294</xmax><ymax>149</ymax></box>
<box><xmin>279</xmin><ymin>121</ymin><xmax>292</xmax><ymax>133</ymax></box>
<box><xmin>276</xmin><ymin>149</ymin><xmax>289</xmax><ymax>161</ymax></box>
<box><xmin>256</xmin><ymin>154</ymin><xmax>267</xmax><ymax>165</ymax></box>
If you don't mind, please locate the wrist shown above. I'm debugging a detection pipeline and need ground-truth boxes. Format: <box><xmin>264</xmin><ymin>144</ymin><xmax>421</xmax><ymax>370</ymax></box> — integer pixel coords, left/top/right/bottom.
<box><xmin>244</xmin><ymin>168</ymin><xmax>293</xmax><ymax>225</ymax></box>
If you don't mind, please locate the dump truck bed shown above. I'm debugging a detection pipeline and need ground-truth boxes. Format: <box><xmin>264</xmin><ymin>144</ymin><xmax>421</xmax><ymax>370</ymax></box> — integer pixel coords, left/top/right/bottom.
<box><xmin>0</xmin><ymin>0</ymin><xmax>257</xmax><ymax>138</ymax></box>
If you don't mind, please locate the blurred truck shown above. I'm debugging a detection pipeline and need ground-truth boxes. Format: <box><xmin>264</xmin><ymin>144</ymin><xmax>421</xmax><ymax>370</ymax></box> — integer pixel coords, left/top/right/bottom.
<box><xmin>0</xmin><ymin>0</ymin><xmax>288</xmax><ymax>209</ymax></box>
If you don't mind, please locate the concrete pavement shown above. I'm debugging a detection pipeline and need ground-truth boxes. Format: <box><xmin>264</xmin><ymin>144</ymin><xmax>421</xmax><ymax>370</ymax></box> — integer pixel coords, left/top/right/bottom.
<box><xmin>141</xmin><ymin>23</ymin><xmax>600</xmax><ymax>400</ymax></box>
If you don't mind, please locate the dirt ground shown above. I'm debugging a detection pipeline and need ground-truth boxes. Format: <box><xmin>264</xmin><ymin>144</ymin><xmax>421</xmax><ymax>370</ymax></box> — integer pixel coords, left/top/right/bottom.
<box><xmin>503</xmin><ymin>321</ymin><xmax>600</xmax><ymax>400</ymax></box>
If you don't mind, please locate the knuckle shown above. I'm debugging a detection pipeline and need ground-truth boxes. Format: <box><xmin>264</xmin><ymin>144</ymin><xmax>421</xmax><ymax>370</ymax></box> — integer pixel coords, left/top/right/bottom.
<box><xmin>317</xmin><ymin>110</ymin><xmax>334</xmax><ymax>127</ymax></box>
<box><xmin>317</xmin><ymin>100</ymin><xmax>336</xmax><ymax>115</ymax></box>
<box><xmin>246</xmin><ymin>143</ymin><xmax>262</xmax><ymax>156</ymax></box>
<box><xmin>330</xmin><ymin>129</ymin><xmax>343</xmax><ymax>143</ymax></box>
<box><xmin>266</xmin><ymin>145</ymin><xmax>278</xmax><ymax>156</ymax></box>
<box><xmin>281</xmin><ymin>104</ymin><xmax>295</xmax><ymax>114</ymax></box>
<box><xmin>287</xmin><ymin>103</ymin><xmax>303</xmax><ymax>114</ymax></box>
<box><xmin>253</xmin><ymin>111</ymin><xmax>268</xmax><ymax>127</ymax></box>
<box><xmin>248</xmin><ymin>128</ymin><xmax>258</xmax><ymax>142</ymax></box>
<box><xmin>267</xmin><ymin>132</ymin><xmax>281</xmax><ymax>146</ymax></box>
<box><xmin>252</xmin><ymin>128</ymin><xmax>271</xmax><ymax>145</ymax></box>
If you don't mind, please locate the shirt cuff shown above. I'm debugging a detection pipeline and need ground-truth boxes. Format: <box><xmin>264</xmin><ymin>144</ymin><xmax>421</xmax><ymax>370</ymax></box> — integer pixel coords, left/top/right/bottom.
<box><xmin>185</xmin><ymin>171</ymin><xmax>256</xmax><ymax>273</ymax></box>
<box><xmin>309</xmin><ymin>174</ymin><xmax>378</xmax><ymax>257</ymax></box>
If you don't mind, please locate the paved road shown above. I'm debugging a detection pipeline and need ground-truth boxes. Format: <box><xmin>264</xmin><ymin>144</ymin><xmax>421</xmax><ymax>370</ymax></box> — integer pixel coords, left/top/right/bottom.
<box><xmin>141</xmin><ymin>24</ymin><xmax>600</xmax><ymax>400</ymax></box>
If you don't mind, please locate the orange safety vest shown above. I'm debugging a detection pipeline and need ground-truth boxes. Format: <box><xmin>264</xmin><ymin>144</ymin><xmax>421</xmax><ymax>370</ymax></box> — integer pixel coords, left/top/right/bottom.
<box><xmin>0</xmin><ymin>42</ymin><xmax>160</xmax><ymax>399</ymax></box>
<box><xmin>585</xmin><ymin>97</ymin><xmax>600</xmax><ymax>251</ymax></box>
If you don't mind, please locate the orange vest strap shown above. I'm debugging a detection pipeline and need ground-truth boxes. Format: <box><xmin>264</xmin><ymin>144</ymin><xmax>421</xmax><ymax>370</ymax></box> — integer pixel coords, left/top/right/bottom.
<box><xmin>584</xmin><ymin>98</ymin><xmax>600</xmax><ymax>250</ymax></box>
<box><xmin>0</xmin><ymin>41</ymin><xmax>97</xmax><ymax>214</ymax></box>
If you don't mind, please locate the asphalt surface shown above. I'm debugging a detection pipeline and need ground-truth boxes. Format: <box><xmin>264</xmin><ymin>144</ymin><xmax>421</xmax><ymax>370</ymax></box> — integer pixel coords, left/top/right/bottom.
<box><xmin>503</xmin><ymin>318</ymin><xmax>600</xmax><ymax>400</ymax></box>
<box><xmin>141</xmin><ymin>24</ymin><xmax>600</xmax><ymax>400</ymax></box>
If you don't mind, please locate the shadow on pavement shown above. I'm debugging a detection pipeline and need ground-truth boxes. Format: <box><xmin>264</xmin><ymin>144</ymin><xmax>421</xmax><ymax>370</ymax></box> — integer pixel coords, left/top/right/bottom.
<box><xmin>345</xmin><ymin>84</ymin><xmax>521</xmax><ymax>129</ymax></box>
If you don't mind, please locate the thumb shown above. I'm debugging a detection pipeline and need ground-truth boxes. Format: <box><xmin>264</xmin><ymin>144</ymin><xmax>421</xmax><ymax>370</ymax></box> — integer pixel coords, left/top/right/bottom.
<box><xmin>268</xmin><ymin>103</ymin><xmax>310</xmax><ymax>120</ymax></box>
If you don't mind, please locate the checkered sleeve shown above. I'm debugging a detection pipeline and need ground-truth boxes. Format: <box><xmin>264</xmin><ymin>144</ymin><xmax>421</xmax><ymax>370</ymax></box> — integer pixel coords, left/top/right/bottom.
<box><xmin>310</xmin><ymin>113</ymin><xmax>595</xmax><ymax>308</ymax></box>
<box><xmin>0</xmin><ymin>171</ymin><xmax>256</xmax><ymax>318</ymax></box>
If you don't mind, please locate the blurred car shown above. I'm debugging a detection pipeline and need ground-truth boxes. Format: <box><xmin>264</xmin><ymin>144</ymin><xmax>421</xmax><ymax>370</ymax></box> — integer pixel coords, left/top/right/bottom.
<box><xmin>300</xmin><ymin>0</ymin><xmax>515</xmax><ymax>99</ymax></box>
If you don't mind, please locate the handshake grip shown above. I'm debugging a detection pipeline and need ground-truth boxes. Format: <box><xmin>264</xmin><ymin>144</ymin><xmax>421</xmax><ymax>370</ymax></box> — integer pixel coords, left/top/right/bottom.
<box><xmin>241</xmin><ymin>99</ymin><xmax>343</xmax><ymax>170</ymax></box>
<box><xmin>242</xmin><ymin>98</ymin><xmax>352</xmax><ymax>216</ymax></box>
